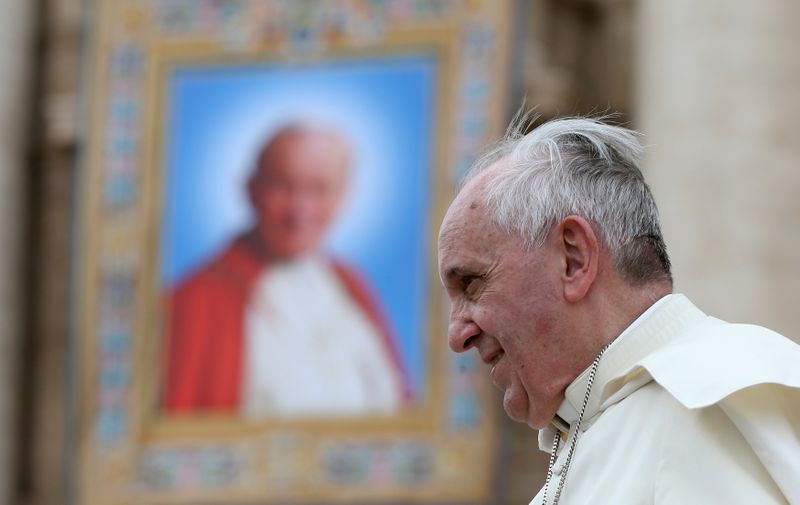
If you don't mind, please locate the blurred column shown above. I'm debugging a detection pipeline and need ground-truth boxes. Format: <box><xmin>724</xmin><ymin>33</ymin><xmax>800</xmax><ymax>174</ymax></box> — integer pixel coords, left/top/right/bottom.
<box><xmin>636</xmin><ymin>0</ymin><xmax>800</xmax><ymax>340</ymax></box>
<box><xmin>0</xmin><ymin>0</ymin><xmax>35</xmax><ymax>500</ymax></box>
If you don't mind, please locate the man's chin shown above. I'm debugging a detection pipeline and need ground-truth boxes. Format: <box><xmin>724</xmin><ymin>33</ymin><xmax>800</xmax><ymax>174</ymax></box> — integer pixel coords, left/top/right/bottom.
<box><xmin>503</xmin><ymin>393</ymin><xmax>550</xmax><ymax>429</ymax></box>
<box><xmin>502</xmin><ymin>392</ymin><xmax>529</xmax><ymax>424</ymax></box>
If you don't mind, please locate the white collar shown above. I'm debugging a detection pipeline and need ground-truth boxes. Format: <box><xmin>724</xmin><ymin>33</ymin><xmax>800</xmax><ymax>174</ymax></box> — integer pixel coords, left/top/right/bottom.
<box><xmin>550</xmin><ymin>294</ymin><xmax>706</xmax><ymax>435</ymax></box>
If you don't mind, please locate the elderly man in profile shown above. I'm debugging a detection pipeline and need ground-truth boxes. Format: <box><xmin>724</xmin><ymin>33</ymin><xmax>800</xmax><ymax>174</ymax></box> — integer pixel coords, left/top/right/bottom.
<box><xmin>438</xmin><ymin>116</ymin><xmax>800</xmax><ymax>504</ymax></box>
<box><xmin>164</xmin><ymin>124</ymin><xmax>407</xmax><ymax>418</ymax></box>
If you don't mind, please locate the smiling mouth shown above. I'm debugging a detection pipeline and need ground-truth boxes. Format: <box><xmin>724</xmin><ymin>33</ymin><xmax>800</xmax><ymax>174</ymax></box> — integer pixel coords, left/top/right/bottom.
<box><xmin>489</xmin><ymin>350</ymin><xmax>505</xmax><ymax>367</ymax></box>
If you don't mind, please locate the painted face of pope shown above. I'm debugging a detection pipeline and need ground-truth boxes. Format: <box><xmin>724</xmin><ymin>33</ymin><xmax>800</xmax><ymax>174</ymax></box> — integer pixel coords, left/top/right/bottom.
<box><xmin>438</xmin><ymin>168</ymin><xmax>603</xmax><ymax>430</ymax></box>
<box><xmin>248</xmin><ymin>127</ymin><xmax>349</xmax><ymax>260</ymax></box>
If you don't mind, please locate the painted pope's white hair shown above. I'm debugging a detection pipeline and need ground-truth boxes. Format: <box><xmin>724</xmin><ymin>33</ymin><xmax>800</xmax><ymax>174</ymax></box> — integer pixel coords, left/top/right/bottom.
<box><xmin>464</xmin><ymin>114</ymin><xmax>672</xmax><ymax>285</ymax></box>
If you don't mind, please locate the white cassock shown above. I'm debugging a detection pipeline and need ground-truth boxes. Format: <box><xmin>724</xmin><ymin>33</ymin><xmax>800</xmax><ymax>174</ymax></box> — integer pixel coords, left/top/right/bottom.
<box><xmin>532</xmin><ymin>294</ymin><xmax>800</xmax><ymax>505</ymax></box>
<box><xmin>240</xmin><ymin>255</ymin><xmax>402</xmax><ymax>418</ymax></box>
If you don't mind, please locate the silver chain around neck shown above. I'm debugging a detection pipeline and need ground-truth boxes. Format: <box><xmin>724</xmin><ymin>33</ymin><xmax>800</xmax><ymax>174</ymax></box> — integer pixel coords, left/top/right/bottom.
<box><xmin>540</xmin><ymin>344</ymin><xmax>609</xmax><ymax>505</ymax></box>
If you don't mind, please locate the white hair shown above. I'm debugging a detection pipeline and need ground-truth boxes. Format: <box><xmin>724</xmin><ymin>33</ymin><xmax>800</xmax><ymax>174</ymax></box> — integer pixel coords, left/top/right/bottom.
<box><xmin>465</xmin><ymin>114</ymin><xmax>672</xmax><ymax>285</ymax></box>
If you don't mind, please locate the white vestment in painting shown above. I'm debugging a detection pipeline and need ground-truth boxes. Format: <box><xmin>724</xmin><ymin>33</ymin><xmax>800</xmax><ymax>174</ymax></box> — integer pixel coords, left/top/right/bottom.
<box><xmin>531</xmin><ymin>294</ymin><xmax>800</xmax><ymax>505</ymax></box>
<box><xmin>240</xmin><ymin>255</ymin><xmax>402</xmax><ymax>418</ymax></box>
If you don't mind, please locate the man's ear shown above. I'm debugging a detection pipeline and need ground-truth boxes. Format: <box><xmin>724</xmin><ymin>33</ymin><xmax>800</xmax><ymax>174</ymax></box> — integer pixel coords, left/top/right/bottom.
<box><xmin>557</xmin><ymin>215</ymin><xmax>600</xmax><ymax>303</ymax></box>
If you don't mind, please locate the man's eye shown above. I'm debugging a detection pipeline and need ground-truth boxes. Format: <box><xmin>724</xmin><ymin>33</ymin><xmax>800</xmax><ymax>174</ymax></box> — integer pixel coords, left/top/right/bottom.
<box><xmin>462</xmin><ymin>276</ymin><xmax>481</xmax><ymax>294</ymax></box>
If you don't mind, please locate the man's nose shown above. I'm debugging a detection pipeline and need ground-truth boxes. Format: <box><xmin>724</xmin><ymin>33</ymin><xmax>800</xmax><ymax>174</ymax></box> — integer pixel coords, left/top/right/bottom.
<box><xmin>447</xmin><ymin>309</ymin><xmax>481</xmax><ymax>353</ymax></box>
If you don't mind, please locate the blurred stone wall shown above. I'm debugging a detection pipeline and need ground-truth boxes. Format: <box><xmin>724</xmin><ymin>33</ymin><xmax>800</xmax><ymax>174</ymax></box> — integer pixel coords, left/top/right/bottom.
<box><xmin>20</xmin><ymin>1</ymin><xmax>81</xmax><ymax>504</ymax></box>
<box><xmin>0</xmin><ymin>1</ymin><xmax>34</xmax><ymax>503</ymax></box>
<box><xmin>637</xmin><ymin>0</ymin><xmax>800</xmax><ymax>342</ymax></box>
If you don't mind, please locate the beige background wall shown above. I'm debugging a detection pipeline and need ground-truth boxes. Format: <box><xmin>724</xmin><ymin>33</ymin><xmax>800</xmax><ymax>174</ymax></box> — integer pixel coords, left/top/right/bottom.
<box><xmin>637</xmin><ymin>0</ymin><xmax>800</xmax><ymax>341</ymax></box>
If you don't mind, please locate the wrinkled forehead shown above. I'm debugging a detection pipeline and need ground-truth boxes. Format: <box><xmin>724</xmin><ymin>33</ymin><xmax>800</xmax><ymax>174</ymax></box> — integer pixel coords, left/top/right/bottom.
<box><xmin>439</xmin><ymin>188</ymin><xmax>503</xmax><ymax>267</ymax></box>
<box><xmin>440</xmin><ymin>166</ymin><xmax>497</xmax><ymax>231</ymax></box>
<box><xmin>440</xmin><ymin>185</ymin><xmax>479</xmax><ymax>234</ymax></box>
<box><xmin>438</xmin><ymin>163</ymin><xmax>533</xmax><ymax>266</ymax></box>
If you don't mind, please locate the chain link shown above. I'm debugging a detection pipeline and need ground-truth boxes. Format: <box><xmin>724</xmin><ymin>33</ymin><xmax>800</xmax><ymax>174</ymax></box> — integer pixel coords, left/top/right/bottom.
<box><xmin>541</xmin><ymin>344</ymin><xmax>609</xmax><ymax>505</ymax></box>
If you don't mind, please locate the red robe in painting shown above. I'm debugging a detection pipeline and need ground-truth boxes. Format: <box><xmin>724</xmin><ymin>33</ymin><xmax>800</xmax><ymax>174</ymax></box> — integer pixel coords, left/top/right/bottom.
<box><xmin>162</xmin><ymin>237</ymin><xmax>408</xmax><ymax>413</ymax></box>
